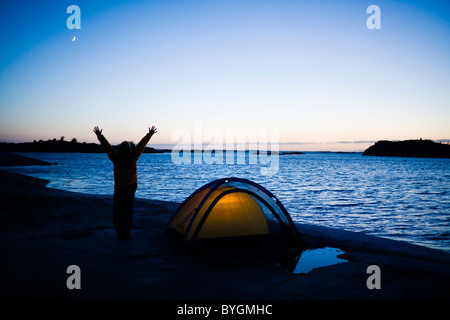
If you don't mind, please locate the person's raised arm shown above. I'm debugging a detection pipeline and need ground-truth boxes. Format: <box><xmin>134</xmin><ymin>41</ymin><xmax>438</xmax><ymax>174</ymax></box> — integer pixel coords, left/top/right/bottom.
<box><xmin>93</xmin><ymin>126</ymin><xmax>116</xmax><ymax>161</ymax></box>
<box><xmin>134</xmin><ymin>126</ymin><xmax>158</xmax><ymax>159</ymax></box>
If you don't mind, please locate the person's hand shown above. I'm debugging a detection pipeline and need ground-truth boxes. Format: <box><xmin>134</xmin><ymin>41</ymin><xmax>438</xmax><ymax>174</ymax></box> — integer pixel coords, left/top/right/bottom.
<box><xmin>93</xmin><ymin>126</ymin><xmax>103</xmax><ymax>136</ymax></box>
<box><xmin>149</xmin><ymin>126</ymin><xmax>158</xmax><ymax>136</ymax></box>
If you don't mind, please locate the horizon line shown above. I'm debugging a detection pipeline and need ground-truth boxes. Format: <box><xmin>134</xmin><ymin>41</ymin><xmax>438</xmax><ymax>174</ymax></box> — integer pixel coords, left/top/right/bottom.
<box><xmin>2</xmin><ymin>138</ymin><xmax>450</xmax><ymax>145</ymax></box>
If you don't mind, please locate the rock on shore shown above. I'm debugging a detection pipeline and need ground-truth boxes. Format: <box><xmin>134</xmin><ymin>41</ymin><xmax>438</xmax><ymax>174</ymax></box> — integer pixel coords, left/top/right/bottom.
<box><xmin>1</xmin><ymin>153</ymin><xmax>449</xmax><ymax>301</ymax></box>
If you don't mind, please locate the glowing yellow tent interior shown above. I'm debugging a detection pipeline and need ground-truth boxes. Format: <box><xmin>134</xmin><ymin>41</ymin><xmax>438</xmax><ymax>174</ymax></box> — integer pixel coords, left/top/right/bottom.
<box><xmin>167</xmin><ymin>178</ymin><xmax>299</xmax><ymax>242</ymax></box>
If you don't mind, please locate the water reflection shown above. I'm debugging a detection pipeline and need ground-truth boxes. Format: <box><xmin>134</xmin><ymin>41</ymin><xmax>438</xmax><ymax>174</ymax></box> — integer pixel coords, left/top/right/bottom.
<box><xmin>278</xmin><ymin>247</ymin><xmax>347</xmax><ymax>274</ymax></box>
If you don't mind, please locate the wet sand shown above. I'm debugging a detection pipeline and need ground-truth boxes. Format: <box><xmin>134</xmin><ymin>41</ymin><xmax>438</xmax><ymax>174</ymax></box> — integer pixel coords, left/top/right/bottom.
<box><xmin>1</xmin><ymin>154</ymin><xmax>449</xmax><ymax>302</ymax></box>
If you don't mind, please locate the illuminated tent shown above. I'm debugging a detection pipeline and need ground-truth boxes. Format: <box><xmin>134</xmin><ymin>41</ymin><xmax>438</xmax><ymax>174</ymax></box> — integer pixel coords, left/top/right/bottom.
<box><xmin>167</xmin><ymin>178</ymin><xmax>299</xmax><ymax>242</ymax></box>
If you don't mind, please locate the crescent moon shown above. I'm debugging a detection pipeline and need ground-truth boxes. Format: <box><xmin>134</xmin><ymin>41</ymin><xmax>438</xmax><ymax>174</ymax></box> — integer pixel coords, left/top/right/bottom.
<box><xmin>72</xmin><ymin>36</ymin><xmax>76</xmax><ymax>42</ymax></box>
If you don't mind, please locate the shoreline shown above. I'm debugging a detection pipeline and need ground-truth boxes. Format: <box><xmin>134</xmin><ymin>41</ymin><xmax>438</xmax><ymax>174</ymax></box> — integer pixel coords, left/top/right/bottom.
<box><xmin>3</xmin><ymin>151</ymin><xmax>448</xmax><ymax>254</ymax></box>
<box><xmin>1</xmin><ymin>169</ymin><xmax>449</xmax><ymax>300</ymax></box>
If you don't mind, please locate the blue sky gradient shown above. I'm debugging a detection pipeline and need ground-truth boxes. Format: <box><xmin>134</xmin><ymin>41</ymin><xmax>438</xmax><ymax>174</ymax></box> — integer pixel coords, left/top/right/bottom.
<box><xmin>1</xmin><ymin>0</ymin><xmax>449</xmax><ymax>151</ymax></box>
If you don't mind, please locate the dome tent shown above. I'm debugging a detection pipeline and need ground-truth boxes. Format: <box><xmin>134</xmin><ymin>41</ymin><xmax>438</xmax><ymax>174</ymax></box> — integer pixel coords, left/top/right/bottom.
<box><xmin>167</xmin><ymin>178</ymin><xmax>300</xmax><ymax>242</ymax></box>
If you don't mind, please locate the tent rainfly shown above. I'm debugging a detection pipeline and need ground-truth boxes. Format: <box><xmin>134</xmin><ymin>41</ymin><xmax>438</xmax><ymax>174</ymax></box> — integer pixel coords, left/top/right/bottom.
<box><xmin>167</xmin><ymin>177</ymin><xmax>300</xmax><ymax>242</ymax></box>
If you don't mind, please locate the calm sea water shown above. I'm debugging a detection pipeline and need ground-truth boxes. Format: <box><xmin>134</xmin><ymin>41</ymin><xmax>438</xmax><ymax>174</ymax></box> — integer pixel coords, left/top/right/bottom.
<box><xmin>5</xmin><ymin>152</ymin><xmax>450</xmax><ymax>253</ymax></box>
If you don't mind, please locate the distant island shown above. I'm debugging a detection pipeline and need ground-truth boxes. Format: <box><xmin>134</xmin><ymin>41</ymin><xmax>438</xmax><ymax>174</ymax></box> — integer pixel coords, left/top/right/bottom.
<box><xmin>0</xmin><ymin>137</ymin><xmax>171</xmax><ymax>154</ymax></box>
<box><xmin>280</xmin><ymin>151</ymin><xmax>305</xmax><ymax>155</ymax></box>
<box><xmin>363</xmin><ymin>139</ymin><xmax>450</xmax><ymax>159</ymax></box>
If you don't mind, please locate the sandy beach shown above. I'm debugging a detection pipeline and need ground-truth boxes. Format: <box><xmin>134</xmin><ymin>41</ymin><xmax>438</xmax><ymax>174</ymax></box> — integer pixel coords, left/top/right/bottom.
<box><xmin>1</xmin><ymin>154</ymin><xmax>449</xmax><ymax>303</ymax></box>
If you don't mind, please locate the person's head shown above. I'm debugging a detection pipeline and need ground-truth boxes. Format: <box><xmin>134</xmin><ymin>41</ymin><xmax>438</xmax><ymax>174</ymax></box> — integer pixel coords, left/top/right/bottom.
<box><xmin>115</xmin><ymin>141</ymin><xmax>133</xmax><ymax>164</ymax></box>
<box><xmin>118</xmin><ymin>141</ymin><xmax>132</xmax><ymax>154</ymax></box>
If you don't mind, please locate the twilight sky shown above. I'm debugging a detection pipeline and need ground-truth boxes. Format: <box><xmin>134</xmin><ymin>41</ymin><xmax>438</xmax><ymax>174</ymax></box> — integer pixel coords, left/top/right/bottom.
<box><xmin>1</xmin><ymin>0</ymin><xmax>449</xmax><ymax>151</ymax></box>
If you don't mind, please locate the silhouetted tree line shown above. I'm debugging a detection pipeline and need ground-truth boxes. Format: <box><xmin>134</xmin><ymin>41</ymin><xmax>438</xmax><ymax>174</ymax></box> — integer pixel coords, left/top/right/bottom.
<box><xmin>0</xmin><ymin>137</ymin><xmax>170</xmax><ymax>154</ymax></box>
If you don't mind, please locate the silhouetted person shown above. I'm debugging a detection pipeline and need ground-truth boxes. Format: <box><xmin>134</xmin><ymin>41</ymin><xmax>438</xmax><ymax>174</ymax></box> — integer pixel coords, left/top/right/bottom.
<box><xmin>94</xmin><ymin>126</ymin><xmax>158</xmax><ymax>240</ymax></box>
